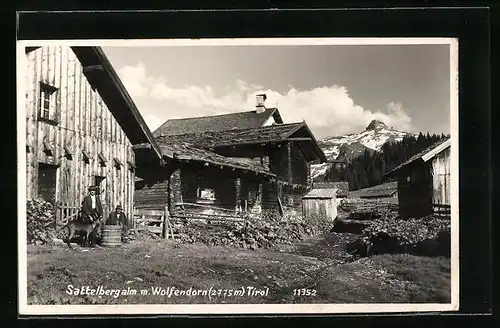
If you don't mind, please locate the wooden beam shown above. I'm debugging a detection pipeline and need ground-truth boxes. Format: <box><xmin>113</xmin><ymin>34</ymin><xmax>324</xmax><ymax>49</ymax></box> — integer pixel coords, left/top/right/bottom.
<box><xmin>127</xmin><ymin>160</ymin><xmax>136</xmax><ymax>169</ymax></box>
<box><xmin>63</xmin><ymin>144</ymin><xmax>73</xmax><ymax>157</ymax></box>
<box><xmin>114</xmin><ymin>157</ymin><xmax>123</xmax><ymax>167</ymax></box>
<box><xmin>287</xmin><ymin>141</ymin><xmax>293</xmax><ymax>185</ymax></box>
<box><xmin>82</xmin><ymin>150</ymin><xmax>92</xmax><ymax>161</ymax></box>
<box><xmin>132</xmin><ymin>143</ymin><xmax>152</xmax><ymax>150</ymax></box>
<box><xmin>98</xmin><ymin>152</ymin><xmax>107</xmax><ymax>166</ymax></box>
<box><xmin>83</xmin><ymin>65</ymin><xmax>104</xmax><ymax>73</ymax></box>
<box><xmin>42</xmin><ymin>140</ymin><xmax>53</xmax><ymax>151</ymax></box>
<box><xmin>286</xmin><ymin>137</ymin><xmax>312</xmax><ymax>141</ymax></box>
<box><xmin>235</xmin><ymin>177</ymin><xmax>241</xmax><ymax>211</ymax></box>
<box><xmin>162</xmin><ymin>148</ymin><xmax>175</xmax><ymax>158</ymax></box>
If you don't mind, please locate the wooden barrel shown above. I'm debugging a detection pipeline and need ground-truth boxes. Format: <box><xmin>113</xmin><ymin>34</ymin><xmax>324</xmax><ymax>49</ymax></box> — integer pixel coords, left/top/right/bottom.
<box><xmin>101</xmin><ymin>225</ymin><xmax>122</xmax><ymax>247</ymax></box>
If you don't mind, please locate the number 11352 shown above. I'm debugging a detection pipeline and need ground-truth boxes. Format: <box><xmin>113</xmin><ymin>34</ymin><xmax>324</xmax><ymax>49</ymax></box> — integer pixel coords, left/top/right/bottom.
<box><xmin>292</xmin><ymin>288</ymin><xmax>317</xmax><ymax>296</ymax></box>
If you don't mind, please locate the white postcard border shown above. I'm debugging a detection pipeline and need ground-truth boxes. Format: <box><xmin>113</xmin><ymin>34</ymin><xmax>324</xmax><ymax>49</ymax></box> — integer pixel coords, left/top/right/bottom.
<box><xmin>17</xmin><ymin>37</ymin><xmax>460</xmax><ymax>315</ymax></box>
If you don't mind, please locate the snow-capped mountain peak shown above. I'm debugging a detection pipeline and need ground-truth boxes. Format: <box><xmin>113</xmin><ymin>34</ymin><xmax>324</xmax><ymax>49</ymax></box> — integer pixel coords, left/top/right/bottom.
<box><xmin>311</xmin><ymin>120</ymin><xmax>415</xmax><ymax>179</ymax></box>
<box><xmin>365</xmin><ymin>119</ymin><xmax>388</xmax><ymax>131</ymax></box>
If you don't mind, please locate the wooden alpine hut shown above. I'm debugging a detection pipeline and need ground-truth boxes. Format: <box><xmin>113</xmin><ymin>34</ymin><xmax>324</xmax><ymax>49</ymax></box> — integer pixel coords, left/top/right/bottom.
<box><xmin>23</xmin><ymin>45</ymin><xmax>162</xmax><ymax>225</ymax></box>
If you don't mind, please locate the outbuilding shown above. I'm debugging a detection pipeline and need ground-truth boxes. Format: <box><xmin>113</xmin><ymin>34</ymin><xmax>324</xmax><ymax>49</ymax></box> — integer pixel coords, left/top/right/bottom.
<box><xmin>386</xmin><ymin>137</ymin><xmax>451</xmax><ymax>218</ymax></box>
<box><xmin>302</xmin><ymin>188</ymin><xmax>338</xmax><ymax>222</ymax></box>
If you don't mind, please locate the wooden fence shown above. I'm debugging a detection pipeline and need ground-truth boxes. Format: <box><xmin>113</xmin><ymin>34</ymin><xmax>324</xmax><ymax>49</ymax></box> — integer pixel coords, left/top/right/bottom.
<box><xmin>339</xmin><ymin>198</ymin><xmax>399</xmax><ymax>213</ymax></box>
<box><xmin>133</xmin><ymin>202</ymin><xmax>249</xmax><ymax>240</ymax></box>
<box><xmin>133</xmin><ymin>208</ymin><xmax>174</xmax><ymax>239</ymax></box>
<box><xmin>55</xmin><ymin>202</ymin><xmax>112</xmax><ymax>227</ymax></box>
<box><xmin>54</xmin><ymin>202</ymin><xmax>80</xmax><ymax>227</ymax></box>
<box><xmin>171</xmin><ymin>202</ymin><xmax>248</xmax><ymax>221</ymax></box>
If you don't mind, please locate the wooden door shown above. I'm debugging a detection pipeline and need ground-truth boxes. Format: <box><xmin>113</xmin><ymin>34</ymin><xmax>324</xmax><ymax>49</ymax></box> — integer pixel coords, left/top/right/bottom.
<box><xmin>38</xmin><ymin>163</ymin><xmax>58</xmax><ymax>204</ymax></box>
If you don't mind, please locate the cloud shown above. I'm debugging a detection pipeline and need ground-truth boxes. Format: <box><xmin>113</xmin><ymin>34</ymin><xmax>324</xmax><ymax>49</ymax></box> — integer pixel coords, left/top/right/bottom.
<box><xmin>117</xmin><ymin>62</ymin><xmax>151</xmax><ymax>97</ymax></box>
<box><xmin>117</xmin><ymin>63</ymin><xmax>413</xmax><ymax>138</ymax></box>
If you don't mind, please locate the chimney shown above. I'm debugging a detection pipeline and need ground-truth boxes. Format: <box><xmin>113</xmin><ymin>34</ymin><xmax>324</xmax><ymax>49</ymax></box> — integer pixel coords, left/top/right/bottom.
<box><xmin>256</xmin><ymin>94</ymin><xmax>267</xmax><ymax>113</ymax></box>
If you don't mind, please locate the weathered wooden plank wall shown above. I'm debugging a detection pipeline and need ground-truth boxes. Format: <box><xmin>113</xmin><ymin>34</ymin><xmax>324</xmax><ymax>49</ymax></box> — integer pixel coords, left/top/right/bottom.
<box><xmin>290</xmin><ymin>143</ymin><xmax>308</xmax><ymax>184</ymax></box>
<box><xmin>302</xmin><ymin>197</ymin><xmax>337</xmax><ymax>221</ymax></box>
<box><xmin>134</xmin><ymin>164</ymin><xmax>266</xmax><ymax>213</ymax></box>
<box><xmin>25</xmin><ymin>46</ymin><xmax>136</xmax><ymax>220</ymax></box>
<box><xmin>431</xmin><ymin>147</ymin><xmax>451</xmax><ymax>206</ymax></box>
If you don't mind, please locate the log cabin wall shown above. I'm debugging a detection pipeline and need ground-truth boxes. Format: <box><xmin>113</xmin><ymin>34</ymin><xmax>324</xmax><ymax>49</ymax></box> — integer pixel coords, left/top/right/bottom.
<box><xmin>133</xmin><ymin>162</ymin><xmax>175</xmax><ymax>210</ymax></box>
<box><xmin>397</xmin><ymin>162</ymin><xmax>434</xmax><ymax>219</ymax></box>
<box><xmin>25</xmin><ymin>46</ymin><xmax>136</xmax><ymax>221</ymax></box>
<box><xmin>268</xmin><ymin>142</ymin><xmax>309</xmax><ymax>185</ymax></box>
<box><xmin>268</xmin><ymin>145</ymin><xmax>288</xmax><ymax>182</ymax></box>
<box><xmin>289</xmin><ymin>142</ymin><xmax>308</xmax><ymax>185</ymax></box>
<box><xmin>180</xmin><ymin>166</ymin><xmax>237</xmax><ymax>210</ymax></box>
<box><xmin>134</xmin><ymin>162</ymin><xmax>266</xmax><ymax>214</ymax></box>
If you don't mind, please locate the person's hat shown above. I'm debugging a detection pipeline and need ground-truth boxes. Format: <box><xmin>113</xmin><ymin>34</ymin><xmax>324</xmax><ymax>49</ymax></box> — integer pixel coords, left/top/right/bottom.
<box><xmin>116</xmin><ymin>204</ymin><xmax>123</xmax><ymax>210</ymax></box>
<box><xmin>88</xmin><ymin>186</ymin><xmax>99</xmax><ymax>192</ymax></box>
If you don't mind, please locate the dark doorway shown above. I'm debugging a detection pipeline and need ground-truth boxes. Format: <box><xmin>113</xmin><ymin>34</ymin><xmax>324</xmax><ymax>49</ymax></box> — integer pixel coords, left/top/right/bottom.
<box><xmin>38</xmin><ymin>163</ymin><xmax>58</xmax><ymax>204</ymax></box>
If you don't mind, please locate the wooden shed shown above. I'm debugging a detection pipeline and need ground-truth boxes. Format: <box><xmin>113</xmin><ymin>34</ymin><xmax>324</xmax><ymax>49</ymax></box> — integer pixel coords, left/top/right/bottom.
<box><xmin>386</xmin><ymin>138</ymin><xmax>451</xmax><ymax>218</ymax></box>
<box><xmin>302</xmin><ymin>188</ymin><xmax>338</xmax><ymax>222</ymax></box>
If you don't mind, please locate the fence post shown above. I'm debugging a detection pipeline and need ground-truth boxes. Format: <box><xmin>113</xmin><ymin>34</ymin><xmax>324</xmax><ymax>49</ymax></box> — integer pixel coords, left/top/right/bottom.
<box><xmin>163</xmin><ymin>206</ymin><xmax>168</xmax><ymax>239</ymax></box>
<box><xmin>55</xmin><ymin>201</ymin><xmax>60</xmax><ymax>228</ymax></box>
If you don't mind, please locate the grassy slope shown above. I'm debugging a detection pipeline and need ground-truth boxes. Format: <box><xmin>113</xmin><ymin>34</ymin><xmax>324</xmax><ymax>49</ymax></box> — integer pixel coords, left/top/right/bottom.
<box><xmin>26</xmin><ymin>235</ymin><xmax>451</xmax><ymax>305</ymax></box>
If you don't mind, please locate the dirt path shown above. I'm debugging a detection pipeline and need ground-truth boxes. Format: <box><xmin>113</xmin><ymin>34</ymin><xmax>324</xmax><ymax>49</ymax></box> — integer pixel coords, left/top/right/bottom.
<box><xmin>26</xmin><ymin>233</ymin><xmax>450</xmax><ymax>305</ymax></box>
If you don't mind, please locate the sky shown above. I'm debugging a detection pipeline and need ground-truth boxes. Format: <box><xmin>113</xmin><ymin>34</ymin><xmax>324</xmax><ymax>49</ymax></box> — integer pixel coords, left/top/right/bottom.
<box><xmin>102</xmin><ymin>42</ymin><xmax>452</xmax><ymax>139</ymax></box>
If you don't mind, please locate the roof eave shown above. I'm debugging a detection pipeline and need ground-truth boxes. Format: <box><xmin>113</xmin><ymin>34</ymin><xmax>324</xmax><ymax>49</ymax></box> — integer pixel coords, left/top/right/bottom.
<box><xmin>286</xmin><ymin>122</ymin><xmax>327</xmax><ymax>162</ymax></box>
<box><xmin>270</xmin><ymin>108</ymin><xmax>284</xmax><ymax>124</ymax></box>
<box><xmin>422</xmin><ymin>139</ymin><xmax>451</xmax><ymax>162</ymax></box>
<box><xmin>385</xmin><ymin>138</ymin><xmax>451</xmax><ymax>176</ymax></box>
<box><xmin>162</xmin><ymin>146</ymin><xmax>275</xmax><ymax>178</ymax></box>
<box><xmin>73</xmin><ymin>46</ymin><xmax>163</xmax><ymax>162</ymax></box>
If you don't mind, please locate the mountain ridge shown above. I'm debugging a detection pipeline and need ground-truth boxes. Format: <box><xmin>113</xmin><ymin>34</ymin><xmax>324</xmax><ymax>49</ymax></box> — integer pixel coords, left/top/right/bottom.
<box><xmin>311</xmin><ymin>120</ymin><xmax>416</xmax><ymax>179</ymax></box>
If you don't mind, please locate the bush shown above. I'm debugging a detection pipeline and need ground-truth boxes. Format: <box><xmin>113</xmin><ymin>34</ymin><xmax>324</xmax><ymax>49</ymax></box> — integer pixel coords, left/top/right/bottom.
<box><xmin>355</xmin><ymin>215</ymin><xmax>451</xmax><ymax>257</ymax></box>
<box><xmin>27</xmin><ymin>198</ymin><xmax>66</xmax><ymax>245</ymax></box>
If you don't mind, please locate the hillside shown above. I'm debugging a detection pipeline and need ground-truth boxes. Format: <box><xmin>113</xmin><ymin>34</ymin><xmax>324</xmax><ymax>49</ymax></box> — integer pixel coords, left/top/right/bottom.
<box><xmin>311</xmin><ymin>120</ymin><xmax>414</xmax><ymax>179</ymax></box>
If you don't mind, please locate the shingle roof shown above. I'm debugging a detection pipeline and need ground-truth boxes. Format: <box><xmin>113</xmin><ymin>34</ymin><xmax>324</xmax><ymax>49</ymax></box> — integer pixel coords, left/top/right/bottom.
<box><xmin>156</xmin><ymin>122</ymin><xmax>303</xmax><ymax>147</ymax></box>
<box><xmin>153</xmin><ymin>108</ymin><xmax>283</xmax><ymax>137</ymax></box>
<box><xmin>348</xmin><ymin>181</ymin><xmax>398</xmax><ymax>198</ymax></box>
<box><xmin>160</xmin><ymin>143</ymin><xmax>275</xmax><ymax>177</ymax></box>
<box><xmin>156</xmin><ymin>122</ymin><xmax>327</xmax><ymax>162</ymax></box>
<box><xmin>386</xmin><ymin>137</ymin><xmax>451</xmax><ymax>175</ymax></box>
<box><xmin>303</xmin><ymin>188</ymin><xmax>338</xmax><ymax>199</ymax></box>
<box><xmin>312</xmin><ymin>181</ymin><xmax>349</xmax><ymax>197</ymax></box>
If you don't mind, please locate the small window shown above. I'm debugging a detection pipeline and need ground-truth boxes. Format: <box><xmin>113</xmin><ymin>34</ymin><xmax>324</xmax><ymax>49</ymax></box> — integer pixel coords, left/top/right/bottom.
<box><xmin>197</xmin><ymin>187</ymin><xmax>215</xmax><ymax>203</ymax></box>
<box><xmin>38</xmin><ymin>82</ymin><xmax>58</xmax><ymax>123</ymax></box>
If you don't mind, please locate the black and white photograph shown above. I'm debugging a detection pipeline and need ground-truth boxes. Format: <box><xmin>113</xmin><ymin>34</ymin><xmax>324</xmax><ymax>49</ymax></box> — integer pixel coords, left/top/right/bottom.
<box><xmin>17</xmin><ymin>38</ymin><xmax>459</xmax><ymax>315</ymax></box>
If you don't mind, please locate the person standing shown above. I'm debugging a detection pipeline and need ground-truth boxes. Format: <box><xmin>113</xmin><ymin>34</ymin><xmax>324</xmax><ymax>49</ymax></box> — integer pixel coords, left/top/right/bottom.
<box><xmin>106</xmin><ymin>204</ymin><xmax>129</xmax><ymax>242</ymax></box>
<box><xmin>82</xmin><ymin>186</ymin><xmax>103</xmax><ymax>223</ymax></box>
